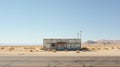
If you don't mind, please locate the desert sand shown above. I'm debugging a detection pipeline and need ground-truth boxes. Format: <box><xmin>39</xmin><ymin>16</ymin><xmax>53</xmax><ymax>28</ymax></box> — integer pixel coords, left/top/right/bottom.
<box><xmin>0</xmin><ymin>45</ymin><xmax>120</xmax><ymax>56</ymax></box>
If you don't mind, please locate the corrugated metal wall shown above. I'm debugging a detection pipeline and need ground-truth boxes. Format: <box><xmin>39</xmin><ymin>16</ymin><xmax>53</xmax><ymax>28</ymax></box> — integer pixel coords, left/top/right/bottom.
<box><xmin>43</xmin><ymin>39</ymin><xmax>81</xmax><ymax>50</ymax></box>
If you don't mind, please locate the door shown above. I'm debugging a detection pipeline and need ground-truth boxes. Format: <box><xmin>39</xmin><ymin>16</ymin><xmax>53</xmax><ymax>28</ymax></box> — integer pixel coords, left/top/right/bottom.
<box><xmin>56</xmin><ymin>42</ymin><xmax>66</xmax><ymax>50</ymax></box>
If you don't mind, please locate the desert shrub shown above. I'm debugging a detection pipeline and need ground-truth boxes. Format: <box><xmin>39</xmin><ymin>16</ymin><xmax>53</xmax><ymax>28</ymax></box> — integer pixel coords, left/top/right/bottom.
<box><xmin>40</xmin><ymin>47</ymin><xmax>45</xmax><ymax>50</ymax></box>
<box><xmin>97</xmin><ymin>48</ymin><xmax>101</xmax><ymax>50</ymax></box>
<box><xmin>91</xmin><ymin>48</ymin><xmax>96</xmax><ymax>50</ymax></box>
<box><xmin>9</xmin><ymin>47</ymin><xmax>14</xmax><ymax>51</ymax></box>
<box><xmin>48</xmin><ymin>49</ymin><xmax>51</xmax><ymax>51</ymax></box>
<box><xmin>76</xmin><ymin>50</ymin><xmax>80</xmax><ymax>53</ymax></box>
<box><xmin>30</xmin><ymin>50</ymin><xmax>33</xmax><ymax>52</ymax></box>
<box><xmin>41</xmin><ymin>47</ymin><xmax>49</xmax><ymax>51</ymax></box>
<box><xmin>81</xmin><ymin>47</ymin><xmax>90</xmax><ymax>51</ymax></box>
<box><xmin>1</xmin><ymin>47</ymin><xmax>4</xmax><ymax>49</ymax></box>
<box><xmin>52</xmin><ymin>49</ymin><xmax>56</xmax><ymax>52</ymax></box>
<box><xmin>104</xmin><ymin>47</ymin><xmax>110</xmax><ymax>50</ymax></box>
<box><xmin>117</xmin><ymin>47</ymin><xmax>120</xmax><ymax>49</ymax></box>
<box><xmin>24</xmin><ymin>47</ymin><xmax>35</xmax><ymax>49</ymax></box>
<box><xmin>111</xmin><ymin>47</ymin><xmax>116</xmax><ymax>49</ymax></box>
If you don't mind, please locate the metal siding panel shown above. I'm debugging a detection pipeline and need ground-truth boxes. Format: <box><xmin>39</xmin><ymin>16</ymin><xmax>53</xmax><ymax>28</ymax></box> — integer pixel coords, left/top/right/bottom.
<box><xmin>45</xmin><ymin>44</ymin><xmax>51</xmax><ymax>49</ymax></box>
<box><xmin>43</xmin><ymin>39</ymin><xmax>81</xmax><ymax>50</ymax></box>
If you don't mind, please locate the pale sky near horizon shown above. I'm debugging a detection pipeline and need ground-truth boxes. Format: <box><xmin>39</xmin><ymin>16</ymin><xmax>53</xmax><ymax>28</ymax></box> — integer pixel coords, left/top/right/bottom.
<box><xmin>0</xmin><ymin>0</ymin><xmax>120</xmax><ymax>45</ymax></box>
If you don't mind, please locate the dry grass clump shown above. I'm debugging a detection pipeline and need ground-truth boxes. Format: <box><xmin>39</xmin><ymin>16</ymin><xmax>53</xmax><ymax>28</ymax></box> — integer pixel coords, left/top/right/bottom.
<box><xmin>97</xmin><ymin>48</ymin><xmax>101</xmax><ymax>50</ymax></box>
<box><xmin>116</xmin><ymin>47</ymin><xmax>120</xmax><ymax>49</ymax></box>
<box><xmin>52</xmin><ymin>49</ymin><xmax>57</xmax><ymax>52</ymax></box>
<box><xmin>81</xmin><ymin>47</ymin><xmax>90</xmax><ymax>51</ymax></box>
<box><xmin>1</xmin><ymin>47</ymin><xmax>4</xmax><ymax>49</ymax></box>
<box><xmin>91</xmin><ymin>48</ymin><xmax>97</xmax><ymax>50</ymax></box>
<box><xmin>90</xmin><ymin>47</ymin><xmax>100</xmax><ymax>50</ymax></box>
<box><xmin>47</xmin><ymin>49</ymin><xmax>52</xmax><ymax>52</ymax></box>
<box><xmin>29</xmin><ymin>49</ymin><xmax>38</xmax><ymax>52</ymax></box>
<box><xmin>29</xmin><ymin>50</ymin><xmax>33</xmax><ymax>52</ymax></box>
<box><xmin>9</xmin><ymin>47</ymin><xmax>14</xmax><ymax>51</ymax></box>
<box><xmin>24</xmin><ymin>47</ymin><xmax>35</xmax><ymax>49</ymax></box>
<box><xmin>76</xmin><ymin>50</ymin><xmax>80</xmax><ymax>53</ymax></box>
<box><xmin>103</xmin><ymin>47</ymin><xmax>110</xmax><ymax>50</ymax></box>
<box><xmin>111</xmin><ymin>47</ymin><xmax>116</xmax><ymax>49</ymax></box>
<box><xmin>40</xmin><ymin>47</ymin><xmax>45</xmax><ymax>50</ymax></box>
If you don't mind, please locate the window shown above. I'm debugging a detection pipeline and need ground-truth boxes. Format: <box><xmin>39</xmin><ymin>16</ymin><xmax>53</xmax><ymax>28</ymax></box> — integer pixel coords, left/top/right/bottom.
<box><xmin>51</xmin><ymin>43</ymin><xmax>55</xmax><ymax>47</ymax></box>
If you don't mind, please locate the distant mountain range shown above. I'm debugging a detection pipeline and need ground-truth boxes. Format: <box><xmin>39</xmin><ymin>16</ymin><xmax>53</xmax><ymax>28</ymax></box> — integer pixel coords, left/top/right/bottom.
<box><xmin>83</xmin><ymin>40</ymin><xmax>120</xmax><ymax>45</ymax></box>
<box><xmin>0</xmin><ymin>40</ymin><xmax>120</xmax><ymax>46</ymax></box>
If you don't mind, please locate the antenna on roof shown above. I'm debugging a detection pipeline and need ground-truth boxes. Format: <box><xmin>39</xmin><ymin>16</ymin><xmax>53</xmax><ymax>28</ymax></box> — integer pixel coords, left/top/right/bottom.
<box><xmin>77</xmin><ymin>31</ymin><xmax>82</xmax><ymax>39</ymax></box>
<box><xmin>77</xmin><ymin>33</ymin><xmax>79</xmax><ymax>39</ymax></box>
<box><xmin>80</xmin><ymin>31</ymin><xmax>82</xmax><ymax>39</ymax></box>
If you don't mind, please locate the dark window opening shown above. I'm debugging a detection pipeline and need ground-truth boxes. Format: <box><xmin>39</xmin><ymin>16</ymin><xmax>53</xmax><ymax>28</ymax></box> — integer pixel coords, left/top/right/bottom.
<box><xmin>51</xmin><ymin>43</ymin><xmax>55</xmax><ymax>47</ymax></box>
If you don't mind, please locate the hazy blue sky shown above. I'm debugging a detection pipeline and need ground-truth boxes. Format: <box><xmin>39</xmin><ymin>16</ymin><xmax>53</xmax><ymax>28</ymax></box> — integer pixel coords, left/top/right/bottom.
<box><xmin>0</xmin><ymin>0</ymin><xmax>120</xmax><ymax>45</ymax></box>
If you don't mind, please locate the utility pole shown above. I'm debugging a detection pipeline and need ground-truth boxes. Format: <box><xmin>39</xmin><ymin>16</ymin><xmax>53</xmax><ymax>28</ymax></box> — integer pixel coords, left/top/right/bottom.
<box><xmin>80</xmin><ymin>31</ymin><xmax>82</xmax><ymax>50</ymax></box>
<box><xmin>77</xmin><ymin>33</ymin><xmax>79</xmax><ymax>39</ymax></box>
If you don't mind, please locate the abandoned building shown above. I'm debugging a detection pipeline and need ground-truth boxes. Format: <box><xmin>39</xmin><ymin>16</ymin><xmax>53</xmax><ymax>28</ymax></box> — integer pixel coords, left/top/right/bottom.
<box><xmin>43</xmin><ymin>39</ymin><xmax>81</xmax><ymax>50</ymax></box>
